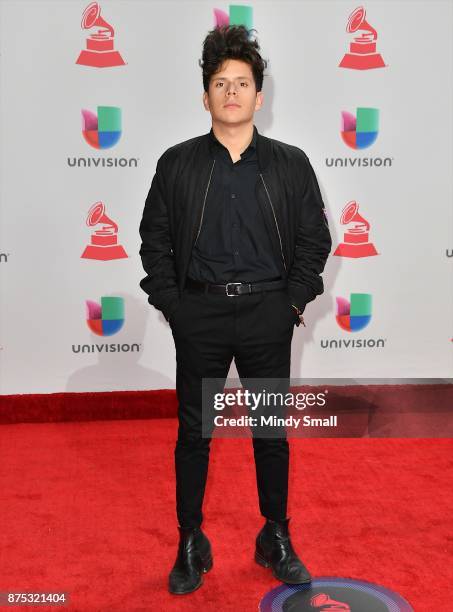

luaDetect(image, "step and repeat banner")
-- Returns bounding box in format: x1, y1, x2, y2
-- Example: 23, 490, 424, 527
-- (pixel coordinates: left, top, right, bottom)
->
0, 0, 452, 394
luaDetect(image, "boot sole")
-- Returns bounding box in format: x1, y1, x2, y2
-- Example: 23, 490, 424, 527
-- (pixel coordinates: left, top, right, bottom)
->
202, 554, 213, 573
255, 550, 270, 568
169, 554, 213, 595
254, 550, 311, 585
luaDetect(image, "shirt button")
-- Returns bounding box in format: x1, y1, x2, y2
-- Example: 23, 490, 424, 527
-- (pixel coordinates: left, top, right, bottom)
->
231, 194, 236, 199
232, 223, 238, 228
234, 250, 239, 255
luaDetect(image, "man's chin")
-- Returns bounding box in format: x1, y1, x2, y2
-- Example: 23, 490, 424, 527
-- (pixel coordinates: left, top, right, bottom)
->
213, 114, 253, 126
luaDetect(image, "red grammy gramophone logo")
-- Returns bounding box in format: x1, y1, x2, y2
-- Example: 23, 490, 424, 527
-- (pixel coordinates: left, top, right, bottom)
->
81, 201, 128, 260
339, 6, 386, 70
76, 2, 125, 68
311, 593, 350, 610
333, 200, 378, 258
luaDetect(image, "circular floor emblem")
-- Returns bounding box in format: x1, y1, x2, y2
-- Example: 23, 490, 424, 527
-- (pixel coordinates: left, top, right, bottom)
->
259, 577, 413, 611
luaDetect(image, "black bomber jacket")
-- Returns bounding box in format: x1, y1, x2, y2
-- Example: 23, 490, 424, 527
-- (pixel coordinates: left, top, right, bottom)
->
139, 126, 332, 322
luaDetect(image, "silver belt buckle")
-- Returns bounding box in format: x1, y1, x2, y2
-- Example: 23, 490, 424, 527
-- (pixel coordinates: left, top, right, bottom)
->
225, 282, 242, 297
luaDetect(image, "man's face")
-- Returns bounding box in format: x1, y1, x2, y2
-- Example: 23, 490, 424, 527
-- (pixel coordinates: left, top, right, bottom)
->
203, 59, 263, 126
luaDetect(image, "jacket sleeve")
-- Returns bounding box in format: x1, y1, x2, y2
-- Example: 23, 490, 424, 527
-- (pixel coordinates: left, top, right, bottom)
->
139, 156, 180, 321
288, 154, 332, 313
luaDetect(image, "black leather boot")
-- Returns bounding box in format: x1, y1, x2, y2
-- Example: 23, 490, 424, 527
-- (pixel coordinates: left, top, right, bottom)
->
255, 517, 311, 584
168, 526, 213, 595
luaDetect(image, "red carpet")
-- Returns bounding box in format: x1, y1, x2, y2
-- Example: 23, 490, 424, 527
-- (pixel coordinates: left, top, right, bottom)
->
0, 418, 452, 611
1, 385, 452, 430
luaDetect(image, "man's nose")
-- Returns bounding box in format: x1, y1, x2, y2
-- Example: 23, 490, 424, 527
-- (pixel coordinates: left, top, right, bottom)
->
226, 83, 238, 95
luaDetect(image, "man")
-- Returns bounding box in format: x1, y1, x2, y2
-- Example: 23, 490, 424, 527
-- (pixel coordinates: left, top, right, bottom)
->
139, 25, 331, 595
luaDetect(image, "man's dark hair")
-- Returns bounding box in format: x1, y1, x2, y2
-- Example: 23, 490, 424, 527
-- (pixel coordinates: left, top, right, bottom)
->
200, 25, 267, 92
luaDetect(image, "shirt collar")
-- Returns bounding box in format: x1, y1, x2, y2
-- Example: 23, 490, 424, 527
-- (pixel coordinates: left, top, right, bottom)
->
209, 125, 257, 158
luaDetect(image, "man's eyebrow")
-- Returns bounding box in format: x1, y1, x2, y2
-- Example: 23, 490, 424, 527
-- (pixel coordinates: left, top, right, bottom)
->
212, 76, 252, 81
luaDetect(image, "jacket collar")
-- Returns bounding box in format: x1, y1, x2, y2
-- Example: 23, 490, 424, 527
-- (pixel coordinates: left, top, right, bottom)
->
209, 124, 257, 152
203, 124, 272, 171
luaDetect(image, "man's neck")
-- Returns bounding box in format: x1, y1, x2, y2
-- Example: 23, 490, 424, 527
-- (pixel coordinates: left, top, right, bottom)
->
211, 122, 255, 162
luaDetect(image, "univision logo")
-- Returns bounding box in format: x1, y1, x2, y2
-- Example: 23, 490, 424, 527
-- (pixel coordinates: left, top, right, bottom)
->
320, 293, 386, 349
82, 106, 121, 149
71, 296, 141, 353
72, 342, 140, 353
336, 293, 372, 332
86, 296, 124, 336
325, 107, 393, 168
67, 105, 139, 168
341, 108, 379, 150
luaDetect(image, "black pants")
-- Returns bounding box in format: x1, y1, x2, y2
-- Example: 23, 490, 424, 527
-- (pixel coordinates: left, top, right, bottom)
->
169, 284, 297, 529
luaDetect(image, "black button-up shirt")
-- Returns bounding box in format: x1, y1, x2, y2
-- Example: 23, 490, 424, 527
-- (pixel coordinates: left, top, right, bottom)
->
187, 125, 282, 284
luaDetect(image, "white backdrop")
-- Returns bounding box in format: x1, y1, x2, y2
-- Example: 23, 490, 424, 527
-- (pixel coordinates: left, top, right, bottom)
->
1, 0, 452, 394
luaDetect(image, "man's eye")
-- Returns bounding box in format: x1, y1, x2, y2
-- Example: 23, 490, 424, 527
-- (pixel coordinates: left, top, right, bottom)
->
216, 82, 224, 87
241, 82, 248, 86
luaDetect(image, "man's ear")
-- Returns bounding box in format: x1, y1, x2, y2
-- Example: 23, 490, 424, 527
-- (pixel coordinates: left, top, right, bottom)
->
255, 91, 263, 111
203, 91, 210, 111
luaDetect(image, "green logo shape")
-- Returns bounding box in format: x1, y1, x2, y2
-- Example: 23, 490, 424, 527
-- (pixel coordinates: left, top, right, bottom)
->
357, 107, 379, 133
102, 296, 124, 320
229, 5, 253, 29
98, 106, 122, 132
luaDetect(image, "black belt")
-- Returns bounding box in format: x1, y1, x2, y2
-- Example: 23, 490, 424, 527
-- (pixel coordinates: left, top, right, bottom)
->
185, 277, 287, 296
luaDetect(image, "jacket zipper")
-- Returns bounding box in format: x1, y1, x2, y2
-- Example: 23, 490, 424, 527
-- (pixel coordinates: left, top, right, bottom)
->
259, 173, 287, 273
194, 159, 216, 245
